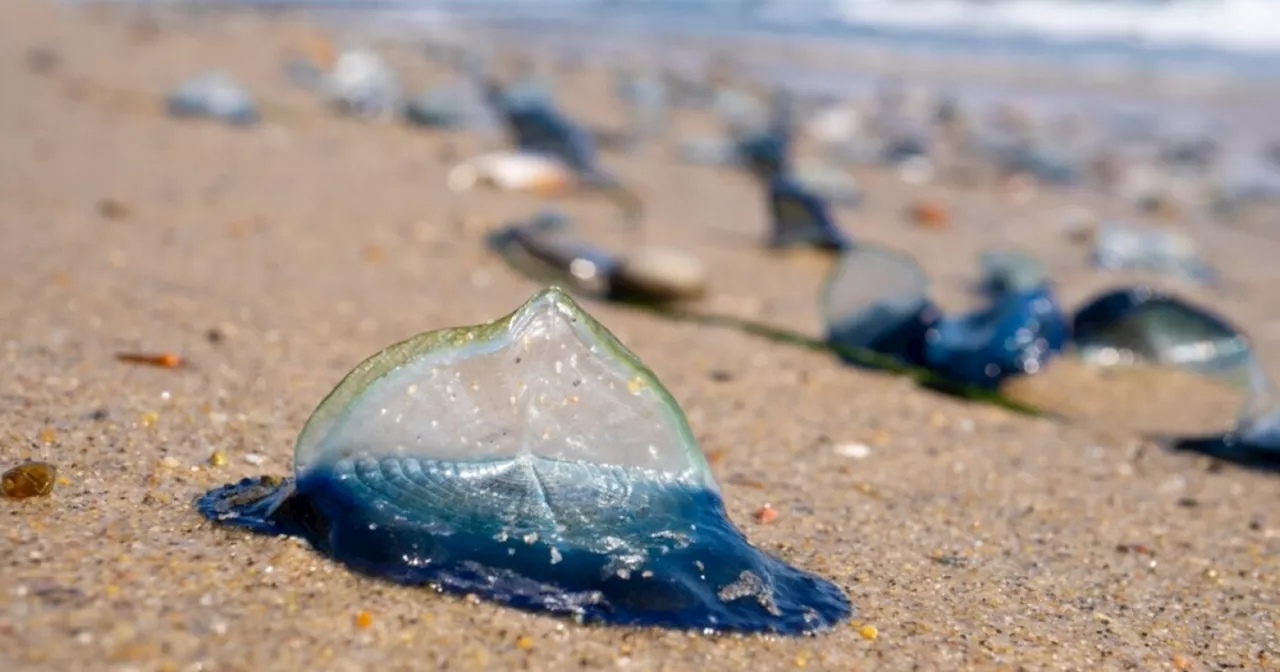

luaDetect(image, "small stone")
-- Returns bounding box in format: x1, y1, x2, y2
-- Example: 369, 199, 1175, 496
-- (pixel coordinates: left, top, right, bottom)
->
1172, 654, 1192, 670
40, 427, 57, 444
208, 450, 228, 467
858, 624, 878, 640
97, 198, 131, 220
834, 442, 871, 459
515, 635, 533, 650
244, 453, 265, 466
159, 456, 180, 469
907, 200, 949, 228
754, 504, 779, 524
140, 411, 159, 428
614, 247, 707, 302
354, 610, 373, 628
2, 462, 57, 499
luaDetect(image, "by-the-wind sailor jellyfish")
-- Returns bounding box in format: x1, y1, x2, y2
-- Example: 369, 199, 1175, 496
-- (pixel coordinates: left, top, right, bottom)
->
765, 176, 853, 252
322, 49, 401, 120
1171, 361, 1280, 469
485, 213, 707, 304
196, 288, 846, 633
1070, 286, 1254, 385
1091, 222, 1216, 284
822, 244, 1067, 389
166, 71, 258, 126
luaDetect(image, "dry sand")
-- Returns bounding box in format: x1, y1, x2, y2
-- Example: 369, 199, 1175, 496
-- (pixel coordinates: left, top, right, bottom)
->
3, 1, 1280, 670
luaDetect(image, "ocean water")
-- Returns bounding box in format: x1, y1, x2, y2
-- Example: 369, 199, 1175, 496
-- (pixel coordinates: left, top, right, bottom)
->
91, 0, 1280, 77
75, 0, 1280, 153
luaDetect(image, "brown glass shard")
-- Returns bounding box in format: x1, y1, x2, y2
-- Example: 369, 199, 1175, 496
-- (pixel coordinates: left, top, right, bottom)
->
2, 462, 57, 499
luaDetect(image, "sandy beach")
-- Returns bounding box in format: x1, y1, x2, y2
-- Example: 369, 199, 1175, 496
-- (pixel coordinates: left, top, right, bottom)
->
3, 1, 1280, 669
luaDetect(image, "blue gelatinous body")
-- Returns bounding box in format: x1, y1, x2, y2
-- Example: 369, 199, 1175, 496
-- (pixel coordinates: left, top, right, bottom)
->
1170, 362, 1280, 470
196, 288, 851, 634
924, 287, 1069, 387
166, 71, 259, 126
767, 176, 853, 252
485, 82, 600, 176
823, 245, 1066, 389
198, 460, 849, 633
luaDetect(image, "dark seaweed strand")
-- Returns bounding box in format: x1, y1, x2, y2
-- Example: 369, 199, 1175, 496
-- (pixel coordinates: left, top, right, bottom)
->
617, 297, 1052, 418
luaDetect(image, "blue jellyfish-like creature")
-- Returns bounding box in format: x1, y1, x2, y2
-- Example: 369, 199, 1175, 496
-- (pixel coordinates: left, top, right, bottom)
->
822, 245, 1069, 390
197, 288, 852, 634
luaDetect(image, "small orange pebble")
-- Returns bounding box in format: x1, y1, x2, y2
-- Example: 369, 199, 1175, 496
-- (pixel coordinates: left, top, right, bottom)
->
1171, 654, 1192, 670
115, 352, 184, 369
302, 33, 337, 69
362, 244, 385, 264
40, 427, 57, 444
528, 171, 572, 196
354, 610, 373, 629
858, 624, 879, 640
754, 504, 779, 524
515, 635, 533, 650
907, 200, 950, 228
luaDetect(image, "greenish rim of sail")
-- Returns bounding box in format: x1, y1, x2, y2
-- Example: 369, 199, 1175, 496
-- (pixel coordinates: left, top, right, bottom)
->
293, 287, 714, 482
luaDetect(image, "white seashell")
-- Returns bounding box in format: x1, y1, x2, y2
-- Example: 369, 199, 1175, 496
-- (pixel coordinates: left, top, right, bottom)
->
447, 151, 574, 194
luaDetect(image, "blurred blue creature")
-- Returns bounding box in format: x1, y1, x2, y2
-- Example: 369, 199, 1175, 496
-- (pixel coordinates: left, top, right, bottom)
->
822, 245, 1068, 390
402, 51, 499, 133
611, 67, 669, 152
1070, 286, 1252, 383
166, 71, 259, 126
483, 78, 606, 180
481, 78, 642, 227
1170, 362, 1280, 471
1091, 222, 1217, 284
740, 90, 854, 252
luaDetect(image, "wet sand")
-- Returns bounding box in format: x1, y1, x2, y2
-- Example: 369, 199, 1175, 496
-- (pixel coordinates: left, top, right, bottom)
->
3, 1, 1280, 670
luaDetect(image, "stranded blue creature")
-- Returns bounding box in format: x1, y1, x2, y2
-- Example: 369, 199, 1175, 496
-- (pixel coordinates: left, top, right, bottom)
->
822, 244, 1068, 389
197, 288, 850, 634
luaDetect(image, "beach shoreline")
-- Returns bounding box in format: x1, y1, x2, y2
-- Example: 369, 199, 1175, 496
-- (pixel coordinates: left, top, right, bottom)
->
2, 1, 1279, 669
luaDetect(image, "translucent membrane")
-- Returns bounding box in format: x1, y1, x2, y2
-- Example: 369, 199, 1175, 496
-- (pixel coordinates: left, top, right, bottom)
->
166, 71, 258, 126
198, 288, 851, 633
978, 247, 1049, 296
1071, 286, 1254, 385
1091, 222, 1216, 284
821, 244, 933, 359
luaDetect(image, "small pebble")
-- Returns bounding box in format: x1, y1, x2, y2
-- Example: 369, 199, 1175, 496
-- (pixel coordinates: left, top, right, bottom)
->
97, 198, 131, 220
753, 504, 779, 524
515, 635, 534, 650
208, 450, 228, 467
140, 411, 159, 428
244, 453, 265, 466
834, 442, 871, 459
2, 462, 57, 499
614, 247, 707, 302
354, 610, 373, 628
907, 200, 949, 228
159, 456, 180, 469
858, 624, 879, 640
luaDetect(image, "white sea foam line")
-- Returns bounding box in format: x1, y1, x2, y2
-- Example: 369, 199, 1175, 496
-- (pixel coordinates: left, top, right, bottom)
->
828, 0, 1280, 53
